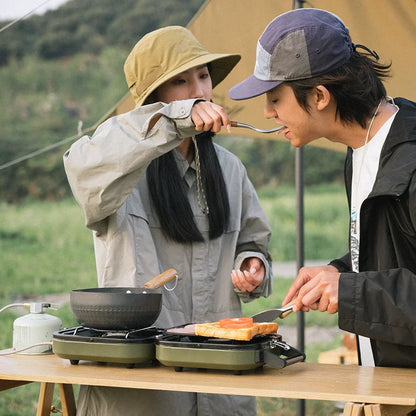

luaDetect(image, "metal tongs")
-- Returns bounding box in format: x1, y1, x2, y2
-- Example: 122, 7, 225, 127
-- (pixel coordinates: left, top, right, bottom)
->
231, 120, 285, 134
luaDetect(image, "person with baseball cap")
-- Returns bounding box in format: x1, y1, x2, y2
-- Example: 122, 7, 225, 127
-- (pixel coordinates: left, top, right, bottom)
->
230, 8, 416, 370
64, 26, 273, 415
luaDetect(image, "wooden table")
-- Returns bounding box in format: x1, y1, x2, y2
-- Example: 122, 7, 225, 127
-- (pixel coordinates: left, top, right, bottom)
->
1, 353, 415, 416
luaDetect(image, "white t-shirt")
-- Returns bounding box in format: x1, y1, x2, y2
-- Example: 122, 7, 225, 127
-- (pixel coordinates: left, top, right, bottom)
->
350, 110, 398, 366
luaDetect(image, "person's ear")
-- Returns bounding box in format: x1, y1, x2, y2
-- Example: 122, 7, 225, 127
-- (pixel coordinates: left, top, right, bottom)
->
313, 85, 331, 111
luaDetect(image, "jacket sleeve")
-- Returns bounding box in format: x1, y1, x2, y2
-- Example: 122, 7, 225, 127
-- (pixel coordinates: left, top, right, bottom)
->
329, 253, 351, 272
63, 100, 198, 233
233, 165, 273, 302
338, 268, 416, 347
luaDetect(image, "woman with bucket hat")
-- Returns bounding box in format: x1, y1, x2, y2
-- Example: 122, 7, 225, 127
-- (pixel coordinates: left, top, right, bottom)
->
64, 26, 273, 415
230, 8, 416, 370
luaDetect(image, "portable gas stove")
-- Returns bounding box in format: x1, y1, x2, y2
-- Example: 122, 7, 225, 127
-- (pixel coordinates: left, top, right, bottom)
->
156, 333, 305, 375
53, 326, 305, 373
53, 326, 164, 368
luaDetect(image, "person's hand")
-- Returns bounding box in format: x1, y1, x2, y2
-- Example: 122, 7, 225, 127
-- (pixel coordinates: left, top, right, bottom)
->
231, 257, 265, 292
282, 265, 340, 314
191, 101, 231, 133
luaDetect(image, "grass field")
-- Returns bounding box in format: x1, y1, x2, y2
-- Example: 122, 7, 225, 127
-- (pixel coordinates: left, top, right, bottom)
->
0, 185, 350, 415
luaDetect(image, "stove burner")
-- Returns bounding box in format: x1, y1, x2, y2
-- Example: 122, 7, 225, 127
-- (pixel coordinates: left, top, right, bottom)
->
58, 326, 163, 340
68, 326, 160, 340
52, 326, 164, 368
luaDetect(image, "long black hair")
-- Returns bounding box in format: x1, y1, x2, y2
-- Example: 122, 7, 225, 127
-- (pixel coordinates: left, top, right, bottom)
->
146, 131, 230, 243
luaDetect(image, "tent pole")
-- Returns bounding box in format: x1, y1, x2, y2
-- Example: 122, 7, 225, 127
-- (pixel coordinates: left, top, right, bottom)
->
295, 147, 306, 416
293, 3, 305, 416
295, 148, 305, 353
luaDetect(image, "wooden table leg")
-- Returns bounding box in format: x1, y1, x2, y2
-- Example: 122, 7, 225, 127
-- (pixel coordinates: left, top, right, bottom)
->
58, 383, 76, 416
36, 382, 54, 416
343, 402, 365, 415
364, 404, 382, 416
364, 403, 416, 415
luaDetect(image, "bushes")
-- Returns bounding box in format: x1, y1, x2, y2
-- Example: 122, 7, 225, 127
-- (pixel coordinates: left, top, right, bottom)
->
36, 32, 80, 59
0, 51, 128, 202
258, 184, 349, 262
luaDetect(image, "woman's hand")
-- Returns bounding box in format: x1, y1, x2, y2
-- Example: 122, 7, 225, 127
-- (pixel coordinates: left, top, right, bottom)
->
191, 101, 231, 133
282, 265, 340, 314
231, 257, 265, 292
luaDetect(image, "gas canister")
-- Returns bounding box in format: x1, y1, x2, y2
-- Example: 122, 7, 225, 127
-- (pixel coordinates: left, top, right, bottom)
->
12, 302, 62, 354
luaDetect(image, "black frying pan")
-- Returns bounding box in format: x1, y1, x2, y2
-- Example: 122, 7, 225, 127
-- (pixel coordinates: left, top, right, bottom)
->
70, 269, 177, 330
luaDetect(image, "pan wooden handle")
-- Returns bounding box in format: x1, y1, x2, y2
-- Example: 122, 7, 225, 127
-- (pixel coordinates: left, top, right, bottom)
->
143, 268, 178, 289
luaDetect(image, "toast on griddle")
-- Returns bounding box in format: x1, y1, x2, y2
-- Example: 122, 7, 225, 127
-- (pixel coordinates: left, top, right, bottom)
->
194, 321, 278, 341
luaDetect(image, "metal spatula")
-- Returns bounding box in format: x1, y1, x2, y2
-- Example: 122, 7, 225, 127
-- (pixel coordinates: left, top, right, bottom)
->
251, 304, 295, 323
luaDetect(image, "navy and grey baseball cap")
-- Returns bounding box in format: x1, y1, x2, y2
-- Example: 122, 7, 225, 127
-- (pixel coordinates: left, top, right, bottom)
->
229, 8, 353, 100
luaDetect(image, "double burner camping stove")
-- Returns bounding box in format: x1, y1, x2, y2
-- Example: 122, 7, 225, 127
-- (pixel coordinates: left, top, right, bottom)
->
53, 326, 164, 368
53, 326, 305, 373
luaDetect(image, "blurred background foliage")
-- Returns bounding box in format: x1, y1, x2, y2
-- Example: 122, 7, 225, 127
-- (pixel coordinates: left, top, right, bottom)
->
0, 0, 205, 63
0, 0, 346, 203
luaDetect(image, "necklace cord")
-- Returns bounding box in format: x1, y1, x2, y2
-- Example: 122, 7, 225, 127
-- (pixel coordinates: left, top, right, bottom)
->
192, 137, 209, 215
364, 99, 383, 146
355, 98, 383, 187
350, 98, 383, 272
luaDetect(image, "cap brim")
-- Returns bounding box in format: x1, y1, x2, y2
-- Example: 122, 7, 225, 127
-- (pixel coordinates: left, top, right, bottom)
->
228, 75, 282, 100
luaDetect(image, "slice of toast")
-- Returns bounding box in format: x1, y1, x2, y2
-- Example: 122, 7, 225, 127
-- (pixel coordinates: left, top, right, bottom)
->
194, 321, 278, 341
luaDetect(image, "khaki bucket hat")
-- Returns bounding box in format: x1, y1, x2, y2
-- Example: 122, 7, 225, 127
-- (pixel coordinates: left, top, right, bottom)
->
124, 26, 241, 107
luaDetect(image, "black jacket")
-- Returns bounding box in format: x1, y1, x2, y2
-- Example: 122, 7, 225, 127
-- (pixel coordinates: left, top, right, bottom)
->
330, 98, 416, 368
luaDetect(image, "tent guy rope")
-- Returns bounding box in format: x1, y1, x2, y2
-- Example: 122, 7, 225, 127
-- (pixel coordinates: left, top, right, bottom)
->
0, 0, 58, 34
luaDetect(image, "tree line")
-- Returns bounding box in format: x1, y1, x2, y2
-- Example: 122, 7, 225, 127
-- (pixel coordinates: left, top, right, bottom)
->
0, 0, 205, 65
